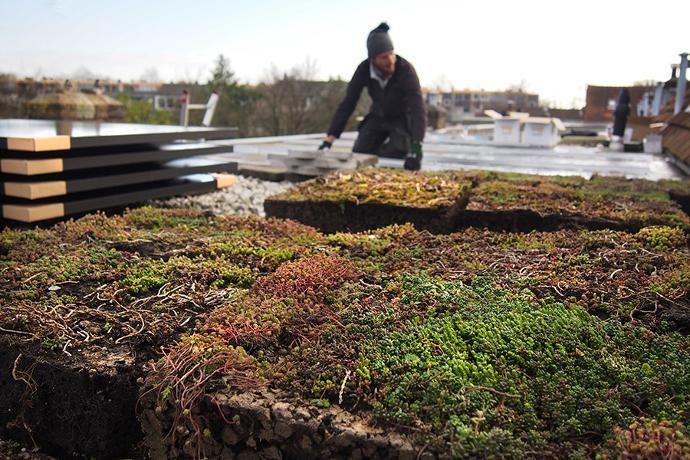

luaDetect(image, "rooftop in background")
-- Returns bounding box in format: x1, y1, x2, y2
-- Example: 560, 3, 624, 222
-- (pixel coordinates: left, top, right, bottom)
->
425, 88, 543, 122
203, 131, 685, 181
583, 85, 653, 122
662, 111, 690, 175
0, 76, 165, 94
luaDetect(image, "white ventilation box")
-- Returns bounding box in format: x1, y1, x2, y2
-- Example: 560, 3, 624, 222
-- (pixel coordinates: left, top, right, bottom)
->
486, 109, 565, 147
522, 117, 565, 147
493, 118, 522, 144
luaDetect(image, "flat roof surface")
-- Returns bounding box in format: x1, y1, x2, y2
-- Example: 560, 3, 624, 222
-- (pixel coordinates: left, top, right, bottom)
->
208, 132, 686, 181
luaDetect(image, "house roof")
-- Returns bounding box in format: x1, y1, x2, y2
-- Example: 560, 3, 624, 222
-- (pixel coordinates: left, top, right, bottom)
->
653, 89, 690, 123
662, 111, 690, 167
583, 85, 653, 122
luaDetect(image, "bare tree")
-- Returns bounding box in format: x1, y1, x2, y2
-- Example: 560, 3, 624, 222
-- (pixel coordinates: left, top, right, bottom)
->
188, 56, 369, 137
253, 59, 367, 136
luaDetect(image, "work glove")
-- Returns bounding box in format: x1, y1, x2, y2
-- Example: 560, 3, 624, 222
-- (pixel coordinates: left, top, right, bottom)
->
403, 142, 423, 171
318, 140, 332, 151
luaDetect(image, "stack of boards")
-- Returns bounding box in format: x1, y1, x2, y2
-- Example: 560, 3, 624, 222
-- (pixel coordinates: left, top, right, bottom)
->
0, 119, 238, 223
239, 149, 378, 182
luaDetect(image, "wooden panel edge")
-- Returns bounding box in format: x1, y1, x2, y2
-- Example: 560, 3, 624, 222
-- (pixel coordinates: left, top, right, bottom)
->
2, 203, 65, 222
3, 181, 67, 199
213, 173, 237, 189
0, 159, 64, 175
7, 135, 71, 152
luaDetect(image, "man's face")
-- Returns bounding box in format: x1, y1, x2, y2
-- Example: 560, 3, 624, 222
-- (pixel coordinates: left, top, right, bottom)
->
373, 51, 396, 77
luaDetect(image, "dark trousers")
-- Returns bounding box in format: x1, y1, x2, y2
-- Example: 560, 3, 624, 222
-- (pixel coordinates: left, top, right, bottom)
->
352, 115, 412, 159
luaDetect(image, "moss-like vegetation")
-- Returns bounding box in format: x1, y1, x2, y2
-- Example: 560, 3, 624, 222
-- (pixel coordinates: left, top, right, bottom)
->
467, 177, 690, 229
353, 276, 690, 456
270, 168, 473, 209
604, 418, 690, 459
325, 225, 690, 331
3, 173, 689, 458
558, 135, 610, 147
133, 205, 687, 456
149, 264, 690, 458
636, 226, 687, 251
0, 207, 329, 355
267, 168, 690, 232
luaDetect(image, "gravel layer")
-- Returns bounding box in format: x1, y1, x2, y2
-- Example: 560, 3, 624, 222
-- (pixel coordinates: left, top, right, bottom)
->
150, 175, 294, 217
0, 439, 55, 460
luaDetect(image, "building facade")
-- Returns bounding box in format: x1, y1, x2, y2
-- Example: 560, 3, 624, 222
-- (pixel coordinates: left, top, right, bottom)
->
425, 89, 540, 122
583, 85, 654, 122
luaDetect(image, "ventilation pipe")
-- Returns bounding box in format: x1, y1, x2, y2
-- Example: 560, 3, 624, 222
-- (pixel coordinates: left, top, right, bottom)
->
675, 53, 688, 115
651, 82, 663, 116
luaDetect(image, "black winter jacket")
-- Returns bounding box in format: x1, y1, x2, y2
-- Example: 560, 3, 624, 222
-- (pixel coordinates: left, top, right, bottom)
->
327, 55, 426, 143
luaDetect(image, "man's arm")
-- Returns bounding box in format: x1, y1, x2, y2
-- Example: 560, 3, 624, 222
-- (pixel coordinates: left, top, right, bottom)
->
324, 62, 368, 143
403, 63, 427, 144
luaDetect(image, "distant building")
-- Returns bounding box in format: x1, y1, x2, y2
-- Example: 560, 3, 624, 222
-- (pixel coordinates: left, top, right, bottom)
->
425, 89, 541, 122
637, 65, 689, 118
662, 110, 690, 175
0, 76, 207, 118
583, 85, 653, 122
0, 76, 154, 99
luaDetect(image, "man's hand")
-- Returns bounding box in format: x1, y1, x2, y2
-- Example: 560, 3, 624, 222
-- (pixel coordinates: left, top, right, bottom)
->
403, 142, 423, 171
318, 135, 336, 150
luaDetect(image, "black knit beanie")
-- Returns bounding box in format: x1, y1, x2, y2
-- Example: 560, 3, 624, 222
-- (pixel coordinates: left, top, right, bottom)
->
367, 22, 394, 58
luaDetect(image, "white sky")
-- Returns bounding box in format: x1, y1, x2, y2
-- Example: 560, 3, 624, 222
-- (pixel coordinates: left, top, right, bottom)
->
1, 0, 688, 108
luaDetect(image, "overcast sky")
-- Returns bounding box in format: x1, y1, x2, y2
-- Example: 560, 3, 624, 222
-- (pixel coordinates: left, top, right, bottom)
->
1, 0, 688, 107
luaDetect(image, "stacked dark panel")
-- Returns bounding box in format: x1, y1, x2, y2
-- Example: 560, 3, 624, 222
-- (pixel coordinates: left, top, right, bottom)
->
0, 119, 238, 222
